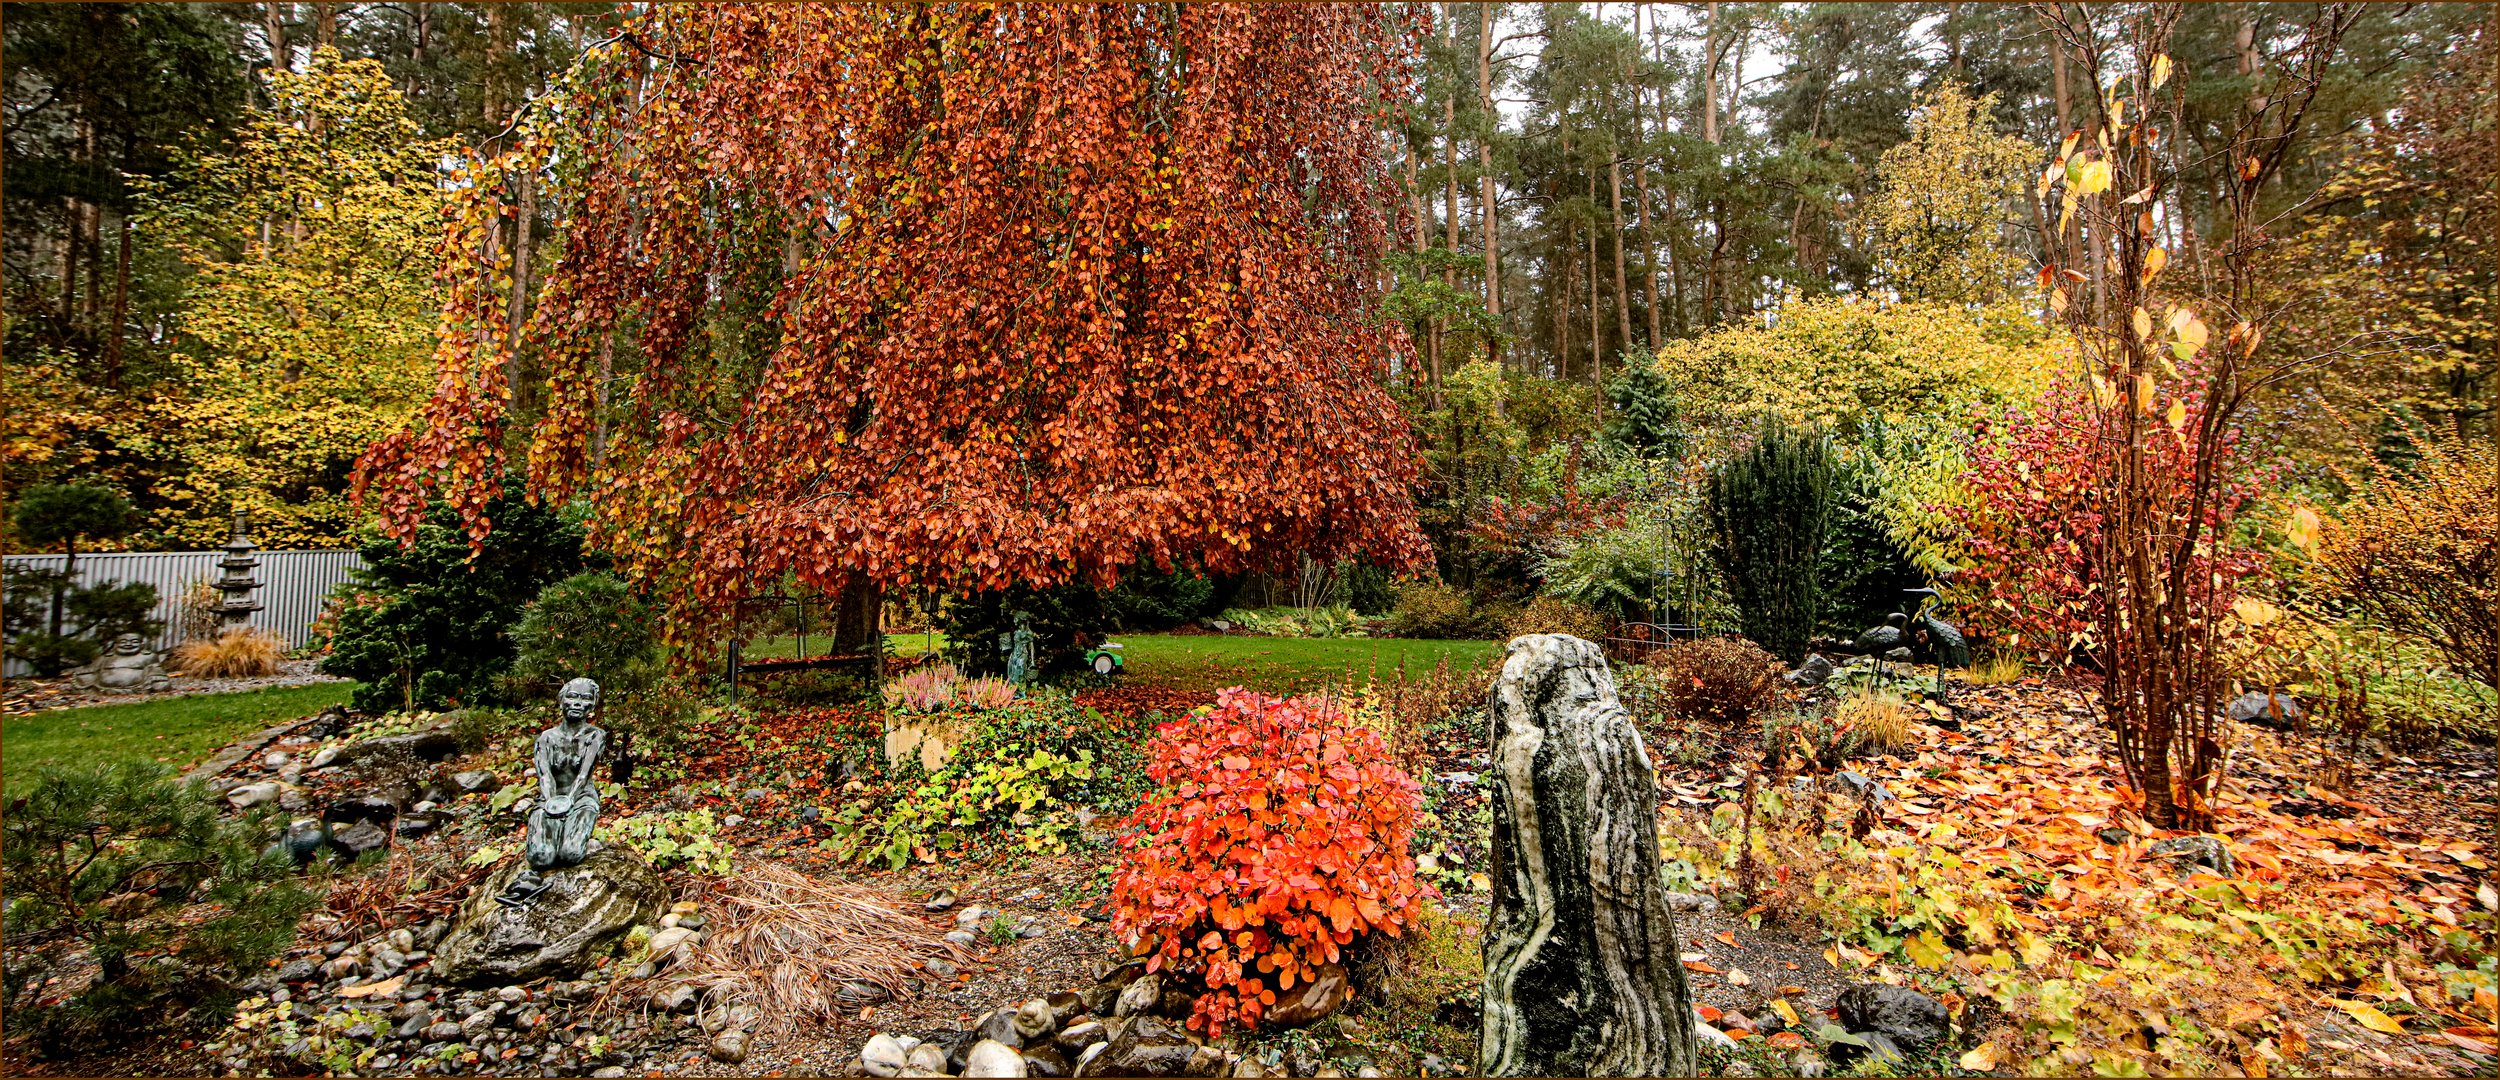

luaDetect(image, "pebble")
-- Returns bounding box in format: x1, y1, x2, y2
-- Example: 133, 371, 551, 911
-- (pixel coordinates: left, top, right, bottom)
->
496, 985, 528, 1003
593, 1069, 628, 1078
925, 959, 960, 978
862, 1033, 912, 1077
955, 905, 989, 928
710, 1030, 750, 1065
925, 889, 959, 912
264, 751, 290, 769
963, 1039, 1027, 1077
946, 930, 978, 948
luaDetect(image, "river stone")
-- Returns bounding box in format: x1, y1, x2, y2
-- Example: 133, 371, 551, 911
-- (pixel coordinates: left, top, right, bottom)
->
433, 848, 666, 986
1016, 998, 1058, 1040
1479, 634, 1699, 1077
1260, 961, 1350, 1028
965, 1039, 1028, 1077
710, 1029, 749, 1064
1055, 1021, 1109, 1056
862, 1033, 912, 1077
1086, 1016, 1197, 1077
906, 1042, 952, 1074
1115, 973, 1161, 1017
1835, 983, 1948, 1049
1022, 1044, 1072, 1078
976, 1006, 1025, 1048
2225, 691, 2304, 727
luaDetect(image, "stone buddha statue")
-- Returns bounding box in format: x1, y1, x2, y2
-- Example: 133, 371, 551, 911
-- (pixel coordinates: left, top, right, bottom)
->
496, 678, 608, 908
69, 633, 173, 693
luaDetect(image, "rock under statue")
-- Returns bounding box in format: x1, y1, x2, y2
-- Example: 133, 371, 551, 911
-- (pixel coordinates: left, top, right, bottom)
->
69, 633, 173, 693
498, 678, 607, 908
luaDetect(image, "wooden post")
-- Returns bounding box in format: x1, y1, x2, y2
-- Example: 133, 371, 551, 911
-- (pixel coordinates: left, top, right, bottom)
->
1480, 634, 1697, 1077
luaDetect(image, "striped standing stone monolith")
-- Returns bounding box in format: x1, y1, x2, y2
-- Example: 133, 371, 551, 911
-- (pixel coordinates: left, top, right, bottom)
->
1479, 633, 1698, 1077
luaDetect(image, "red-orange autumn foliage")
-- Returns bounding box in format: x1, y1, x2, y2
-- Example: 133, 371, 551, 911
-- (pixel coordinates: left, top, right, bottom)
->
359, 4, 1432, 645
1112, 689, 1427, 1037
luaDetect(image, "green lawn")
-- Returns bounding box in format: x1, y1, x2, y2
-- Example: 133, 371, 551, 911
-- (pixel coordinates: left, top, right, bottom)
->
1105, 634, 1499, 693
758, 631, 1500, 694
3, 682, 356, 795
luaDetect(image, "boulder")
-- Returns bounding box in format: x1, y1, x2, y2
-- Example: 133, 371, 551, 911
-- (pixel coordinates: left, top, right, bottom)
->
2226, 691, 2304, 728
923, 1029, 982, 1073
2148, 835, 2237, 880
1083, 1016, 1197, 1077
432, 848, 666, 986
1782, 654, 1835, 689
1259, 961, 1349, 1028
965, 1039, 1029, 1077
1835, 983, 1948, 1050
451, 770, 503, 794
333, 729, 462, 769
1479, 635, 1700, 1077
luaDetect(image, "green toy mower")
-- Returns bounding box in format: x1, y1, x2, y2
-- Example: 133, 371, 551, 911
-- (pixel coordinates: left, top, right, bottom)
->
1084, 642, 1126, 676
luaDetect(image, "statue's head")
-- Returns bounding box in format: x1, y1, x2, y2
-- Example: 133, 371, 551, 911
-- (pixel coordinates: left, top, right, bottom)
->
558, 677, 601, 723
111, 633, 147, 656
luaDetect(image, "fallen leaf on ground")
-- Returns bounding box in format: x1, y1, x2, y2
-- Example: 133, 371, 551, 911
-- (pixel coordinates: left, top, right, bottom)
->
1714, 930, 1740, 947
337, 976, 403, 1000
2335, 1000, 2408, 1035
1959, 1042, 2000, 1070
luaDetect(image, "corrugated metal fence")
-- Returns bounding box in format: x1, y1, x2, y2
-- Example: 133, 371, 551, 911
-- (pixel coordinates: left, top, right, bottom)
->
3, 550, 364, 676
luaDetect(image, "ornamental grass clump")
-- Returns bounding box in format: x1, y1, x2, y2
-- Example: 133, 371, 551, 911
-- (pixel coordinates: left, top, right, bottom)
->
171, 626, 289, 677
1112, 688, 1428, 1036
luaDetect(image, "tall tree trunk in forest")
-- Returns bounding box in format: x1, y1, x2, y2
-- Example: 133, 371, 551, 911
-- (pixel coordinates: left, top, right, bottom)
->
1587, 169, 1604, 385
2051, 15, 2070, 132
1478, 1, 1501, 359
1438, 7, 1459, 404
1609, 147, 1632, 353
105, 215, 131, 388
265, 2, 290, 72
1701, 2, 1720, 145
1630, 4, 1659, 348
833, 579, 883, 658
313, 2, 335, 50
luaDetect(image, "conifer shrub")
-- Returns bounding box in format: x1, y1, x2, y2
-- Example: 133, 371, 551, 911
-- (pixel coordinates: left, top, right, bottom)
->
1387, 580, 1479, 639
1112, 689, 1428, 1036
2, 762, 316, 1054
1707, 419, 1835, 661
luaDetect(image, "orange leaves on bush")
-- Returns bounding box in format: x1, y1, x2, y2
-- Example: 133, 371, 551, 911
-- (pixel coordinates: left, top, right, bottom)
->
1111, 688, 1427, 1037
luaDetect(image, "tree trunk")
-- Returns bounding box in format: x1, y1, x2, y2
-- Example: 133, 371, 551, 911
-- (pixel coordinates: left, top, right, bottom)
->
591, 330, 615, 467
1628, 7, 1659, 349
1586, 168, 1603, 387
265, 2, 290, 72
312, 2, 335, 50
105, 213, 131, 388
1481, 634, 1698, 1077
1700, 2, 1720, 145
832, 578, 885, 658
1609, 148, 1632, 353
1477, 2, 1501, 340
507, 165, 538, 401
2051, 17, 2070, 133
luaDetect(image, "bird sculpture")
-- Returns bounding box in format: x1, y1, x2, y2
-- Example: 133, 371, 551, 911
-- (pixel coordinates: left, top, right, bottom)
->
1849, 612, 1910, 656
1899, 588, 1971, 668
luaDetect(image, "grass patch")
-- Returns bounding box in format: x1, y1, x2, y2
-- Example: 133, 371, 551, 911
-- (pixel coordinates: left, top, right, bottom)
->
1105, 635, 1498, 695
3, 682, 355, 795
742, 632, 1498, 695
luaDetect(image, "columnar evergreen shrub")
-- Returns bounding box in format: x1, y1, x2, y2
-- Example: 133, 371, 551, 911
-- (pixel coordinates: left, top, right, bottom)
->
1112, 689, 1427, 1036
1707, 420, 1836, 661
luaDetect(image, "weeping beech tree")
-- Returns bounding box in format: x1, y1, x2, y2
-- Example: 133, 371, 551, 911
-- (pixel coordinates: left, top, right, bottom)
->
359, 4, 1434, 650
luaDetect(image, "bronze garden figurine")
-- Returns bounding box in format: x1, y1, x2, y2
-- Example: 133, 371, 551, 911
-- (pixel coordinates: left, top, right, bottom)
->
496, 677, 608, 908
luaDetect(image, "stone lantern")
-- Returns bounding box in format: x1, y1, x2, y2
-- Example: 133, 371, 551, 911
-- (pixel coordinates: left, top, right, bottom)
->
215, 510, 263, 629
